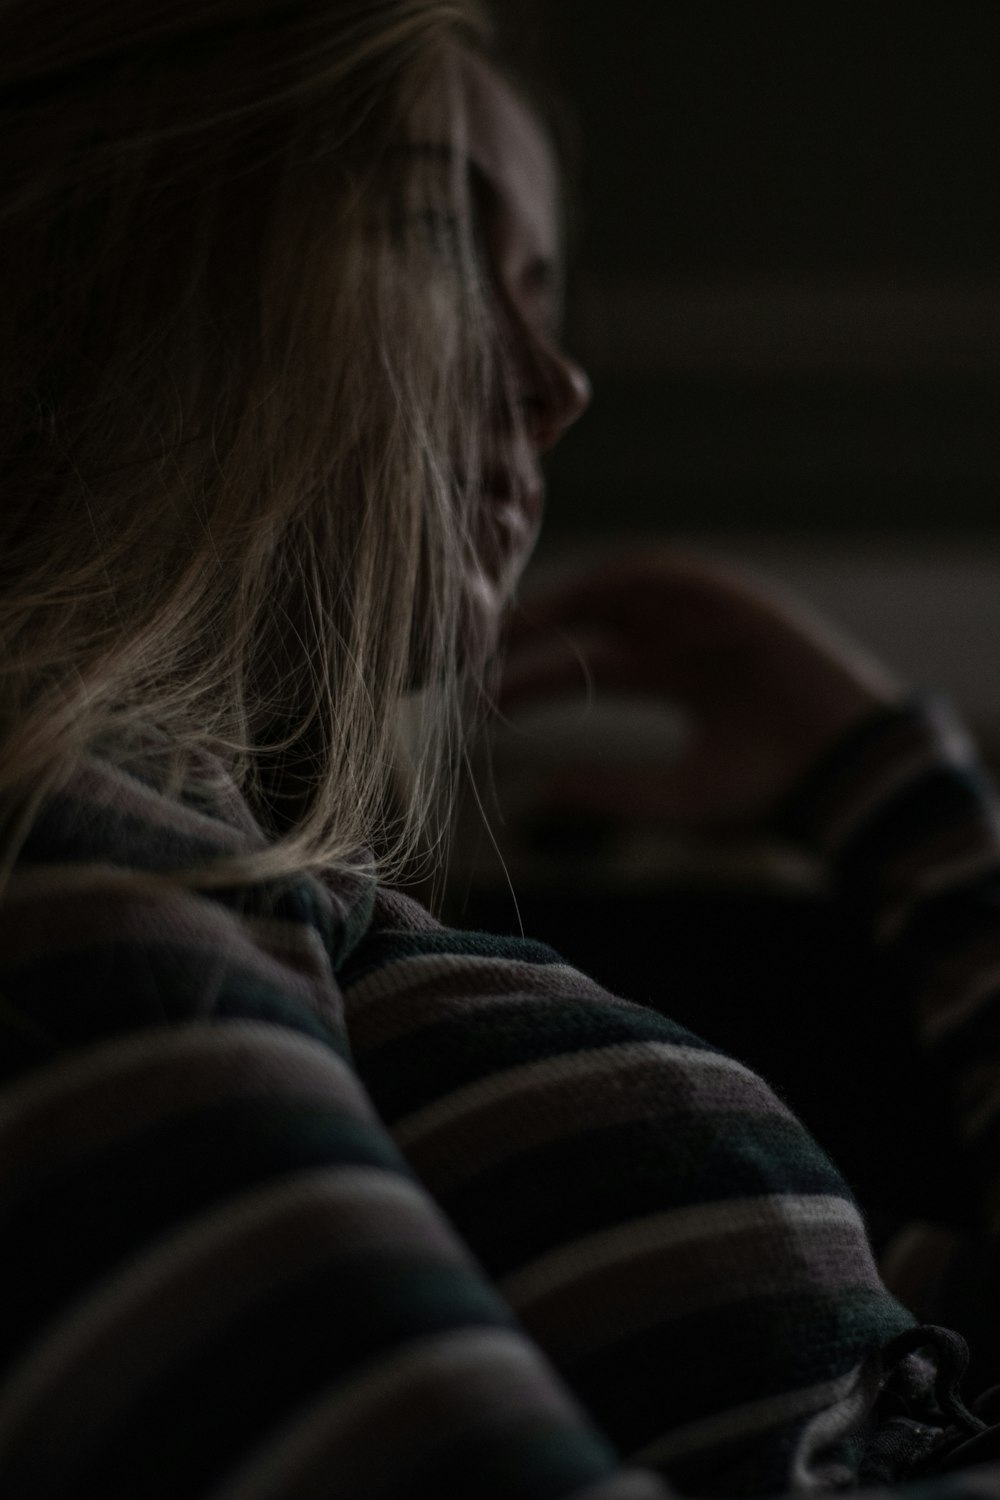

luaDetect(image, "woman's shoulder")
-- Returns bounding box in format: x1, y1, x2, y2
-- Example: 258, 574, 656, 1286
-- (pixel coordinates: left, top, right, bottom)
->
0, 752, 363, 1085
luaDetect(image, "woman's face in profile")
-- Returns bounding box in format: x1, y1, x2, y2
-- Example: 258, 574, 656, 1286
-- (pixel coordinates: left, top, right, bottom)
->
448, 48, 592, 627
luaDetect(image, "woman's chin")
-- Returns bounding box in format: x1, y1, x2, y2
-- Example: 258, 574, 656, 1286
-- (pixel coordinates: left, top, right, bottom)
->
404, 565, 511, 691
458, 563, 509, 666
406, 518, 539, 689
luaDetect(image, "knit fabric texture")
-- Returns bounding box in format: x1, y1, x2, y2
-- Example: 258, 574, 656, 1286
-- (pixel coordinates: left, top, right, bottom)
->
2, 699, 999, 1498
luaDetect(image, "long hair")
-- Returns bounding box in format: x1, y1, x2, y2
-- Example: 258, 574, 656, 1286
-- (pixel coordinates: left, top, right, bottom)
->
0, 0, 505, 896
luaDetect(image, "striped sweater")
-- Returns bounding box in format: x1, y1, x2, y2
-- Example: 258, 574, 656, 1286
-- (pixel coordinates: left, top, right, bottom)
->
1, 698, 999, 1497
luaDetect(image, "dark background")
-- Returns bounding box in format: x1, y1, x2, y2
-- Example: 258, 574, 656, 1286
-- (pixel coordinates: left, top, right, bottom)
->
449, 7, 1000, 1253
499, 3, 1000, 538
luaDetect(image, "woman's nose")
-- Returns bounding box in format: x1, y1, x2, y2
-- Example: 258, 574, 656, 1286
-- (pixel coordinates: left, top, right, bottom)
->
521, 337, 592, 456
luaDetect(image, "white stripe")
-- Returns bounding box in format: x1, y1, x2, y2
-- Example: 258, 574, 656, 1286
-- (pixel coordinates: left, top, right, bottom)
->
0, 1166, 454, 1455
0, 1019, 366, 1130
76, 753, 261, 847
206, 1326, 578, 1500
570, 1476, 672, 1500
393, 1041, 770, 1150
905, 845, 1000, 903
875, 845, 1000, 945
343, 951, 634, 1013
0, 858, 166, 903
630, 1364, 866, 1468
789, 1353, 883, 1490
498, 1195, 866, 1311
0, 876, 336, 1020
922, 961, 1000, 1044
821, 744, 939, 856
958, 1064, 1000, 1140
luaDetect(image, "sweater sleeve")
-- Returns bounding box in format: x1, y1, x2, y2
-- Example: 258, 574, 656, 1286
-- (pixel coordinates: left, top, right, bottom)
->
0, 762, 671, 1500
776, 696, 1000, 1395
7, 740, 1000, 1499
339, 889, 938, 1495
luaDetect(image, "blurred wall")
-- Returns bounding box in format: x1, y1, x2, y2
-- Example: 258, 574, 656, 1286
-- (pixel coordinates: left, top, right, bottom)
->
516, 3, 1000, 539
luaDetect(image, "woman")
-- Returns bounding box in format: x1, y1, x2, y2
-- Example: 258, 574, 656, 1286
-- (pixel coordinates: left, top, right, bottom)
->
2, 3, 1000, 1496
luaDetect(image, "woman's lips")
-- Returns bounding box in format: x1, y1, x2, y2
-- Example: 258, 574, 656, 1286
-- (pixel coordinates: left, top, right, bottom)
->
476, 474, 544, 586
481, 471, 544, 525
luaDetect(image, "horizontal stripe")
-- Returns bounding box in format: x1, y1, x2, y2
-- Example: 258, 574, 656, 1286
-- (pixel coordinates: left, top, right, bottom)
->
344, 951, 642, 1042
1, 859, 175, 903
874, 849, 1000, 946
0, 881, 332, 1011
434, 1109, 849, 1282
351, 995, 707, 1128
208, 1326, 605, 1500
345, 954, 618, 1011
342, 928, 564, 988
880, 820, 1000, 904
394, 1040, 769, 1143
922, 959, 1000, 1044
1, 1022, 371, 1186
818, 744, 943, 857
499, 1194, 868, 1312
958, 1063, 1000, 1140
509, 1219, 879, 1368
789, 1354, 884, 1490
559, 1286, 908, 1463
8, 705, 991, 1495
74, 754, 257, 842
567, 1478, 673, 1500
3, 1092, 416, 1375
68, 1269, 523, 1500
630, 1364, 866, 1468
0, 1167, 481, 1484
393, 1042, 789, 1191
787, 701, 971, 849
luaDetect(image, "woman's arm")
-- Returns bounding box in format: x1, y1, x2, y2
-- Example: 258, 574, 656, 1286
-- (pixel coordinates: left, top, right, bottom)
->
498, 552, 1000, 1386
342, 884, 930, 1495
776, 694, 1000, 1390
0, 758, 668, 1500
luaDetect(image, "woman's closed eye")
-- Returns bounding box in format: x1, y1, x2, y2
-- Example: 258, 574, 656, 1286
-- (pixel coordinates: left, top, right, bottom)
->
388, 208, 463, 258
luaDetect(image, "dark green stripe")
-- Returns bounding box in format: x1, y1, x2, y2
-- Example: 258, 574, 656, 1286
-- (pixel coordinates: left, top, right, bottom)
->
341, 926, 566, 985
407, 1415, 623, 1500
355, 996, 711, 1123
837, 765, 992, 889
560, 1287, 913, 1457
1, 1099, 407, 1378
2, 946, 348, 1056
20, 797, 238, 875
436, 1113, 847, 1279
776, 697, 931, 839
62, 1258, 523, 1500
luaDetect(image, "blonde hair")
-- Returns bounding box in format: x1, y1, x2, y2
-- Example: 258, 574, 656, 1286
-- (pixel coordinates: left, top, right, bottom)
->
0, 0, 510, 897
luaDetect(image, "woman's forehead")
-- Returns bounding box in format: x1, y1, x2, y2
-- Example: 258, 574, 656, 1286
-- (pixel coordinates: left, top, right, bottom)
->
456, 48, 558, 257
401, 46, 560, 270
458, 53, 553, 191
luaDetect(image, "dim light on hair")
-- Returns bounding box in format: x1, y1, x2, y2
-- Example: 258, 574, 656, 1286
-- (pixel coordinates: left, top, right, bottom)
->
0, 0, 515, 900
